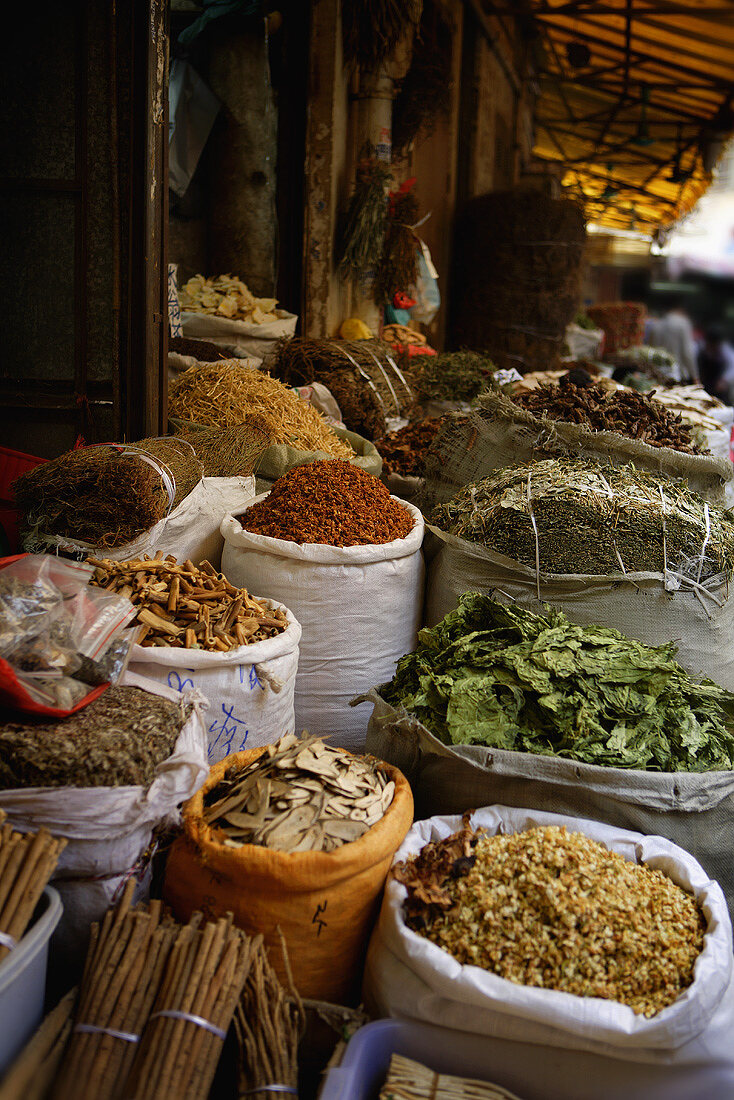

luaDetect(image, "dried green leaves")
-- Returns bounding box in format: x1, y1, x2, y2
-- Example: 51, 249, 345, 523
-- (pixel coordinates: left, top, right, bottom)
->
204, 733, 395, 853
383, 594, 734, 772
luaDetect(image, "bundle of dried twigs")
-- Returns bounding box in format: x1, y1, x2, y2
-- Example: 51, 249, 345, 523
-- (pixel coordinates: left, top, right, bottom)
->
235, 933, 304, 1100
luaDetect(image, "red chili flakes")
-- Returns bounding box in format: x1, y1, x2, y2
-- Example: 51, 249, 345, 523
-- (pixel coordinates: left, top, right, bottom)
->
237, 460, 415, 547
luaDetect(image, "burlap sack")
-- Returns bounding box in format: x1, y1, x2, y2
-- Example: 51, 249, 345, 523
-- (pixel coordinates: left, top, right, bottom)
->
423, 526, 734, 689
362, 690, 734, 917
163, 747, 414, 1003
421, 390, 733, 510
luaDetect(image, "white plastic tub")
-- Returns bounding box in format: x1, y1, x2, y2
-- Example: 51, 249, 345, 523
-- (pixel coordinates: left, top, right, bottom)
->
319, 1018, 734, 1100
0, 886, 62, 1073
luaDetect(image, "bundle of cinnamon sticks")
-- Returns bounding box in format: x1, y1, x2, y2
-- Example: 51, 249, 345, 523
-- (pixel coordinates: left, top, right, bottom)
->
51, 881, 260, 1100
0, 812, 66, 964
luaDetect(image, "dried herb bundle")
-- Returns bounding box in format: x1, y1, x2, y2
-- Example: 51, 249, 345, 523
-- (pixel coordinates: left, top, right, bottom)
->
235, 933, 304, 1098
376, 418, 443, 476
0, 813, 66, 963
273, 337, 418, 437
204, 732, 395, 853
125, 911, 256, 1100
342, 0, 422, 70
13, 439, 203, 551
511, 375, 704, 454
171, 424, 271, 477
431, 459, 734, 579
169, 361, 354, 460
89, 555, 288, 652
375, 187, 420, 307
338, 158, 391, 277
392, 0, 452, 153
383, 594, 734, 771
395, 817, 705, 1018
0, 686, 190, 789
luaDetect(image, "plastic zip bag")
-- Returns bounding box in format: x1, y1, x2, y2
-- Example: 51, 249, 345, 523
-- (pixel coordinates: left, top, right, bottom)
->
0, 554, 137, 715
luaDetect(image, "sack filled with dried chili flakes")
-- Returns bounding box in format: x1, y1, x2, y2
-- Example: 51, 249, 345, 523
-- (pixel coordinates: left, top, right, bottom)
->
220, 460, 425, 751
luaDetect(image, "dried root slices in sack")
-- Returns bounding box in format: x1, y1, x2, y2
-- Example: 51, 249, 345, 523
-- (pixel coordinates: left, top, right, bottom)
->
204, 732, 395, 853
394, 814, 705, 1018
89, 554, 288, 652
179, 273, 280, 324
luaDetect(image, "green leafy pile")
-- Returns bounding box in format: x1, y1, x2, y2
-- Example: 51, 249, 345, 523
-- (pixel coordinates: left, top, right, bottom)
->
416, 351, 495, 402
382, 594, 734, 772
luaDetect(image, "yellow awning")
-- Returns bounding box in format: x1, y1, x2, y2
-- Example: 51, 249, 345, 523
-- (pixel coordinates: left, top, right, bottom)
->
528, 0, 734, 230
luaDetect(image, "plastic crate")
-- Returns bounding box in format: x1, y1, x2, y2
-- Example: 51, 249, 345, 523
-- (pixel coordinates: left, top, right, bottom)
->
0, 445, 45, 553
318, 1017, 734, 1100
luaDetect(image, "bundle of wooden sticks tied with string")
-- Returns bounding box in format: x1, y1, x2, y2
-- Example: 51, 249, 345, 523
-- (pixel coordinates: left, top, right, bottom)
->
0, 811, 66, 965
46, 881, 304, 1100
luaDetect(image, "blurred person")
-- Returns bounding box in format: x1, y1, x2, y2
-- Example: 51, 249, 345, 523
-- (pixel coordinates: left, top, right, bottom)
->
652, 298, 698, 382
698, 326, 734, 403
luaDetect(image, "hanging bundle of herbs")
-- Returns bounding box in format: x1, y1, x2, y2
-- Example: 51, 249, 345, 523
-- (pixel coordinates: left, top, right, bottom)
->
342, 0, 423, 70
431, 458, 734, 580
392, 0, 452, 153
375, 182, 420, 306
338, 158, 391, 278
382, 594, 734, 772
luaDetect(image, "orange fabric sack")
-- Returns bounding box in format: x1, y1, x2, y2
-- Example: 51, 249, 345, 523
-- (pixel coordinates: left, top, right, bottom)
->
163, 747, 414, 1003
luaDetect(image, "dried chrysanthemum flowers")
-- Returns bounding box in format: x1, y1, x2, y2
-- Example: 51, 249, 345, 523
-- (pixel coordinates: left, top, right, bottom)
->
395, 818, 706, 1018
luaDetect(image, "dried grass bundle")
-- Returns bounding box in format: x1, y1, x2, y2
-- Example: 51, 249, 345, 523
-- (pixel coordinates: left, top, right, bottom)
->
168, 361, 354, 460
342, 0, 422, 70
171, 424, 271, 477
273, 337, 419, 438
379, 1053, 520, 1099
13, 438, 203, 551
432, 458, 734, 580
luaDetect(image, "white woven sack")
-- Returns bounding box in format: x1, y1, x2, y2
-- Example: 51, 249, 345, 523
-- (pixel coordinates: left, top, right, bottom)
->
364, 805, 734, 1093
181, 310, 297, 359
129, 600, 301, 763
221, 499, 425, 752
0, 673, 209, 959
423, 526, 734, 689
31, 476, 256, 570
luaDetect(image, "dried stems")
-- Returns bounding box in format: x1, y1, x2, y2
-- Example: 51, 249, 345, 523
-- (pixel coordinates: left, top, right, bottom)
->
338, 158, 391, 278
235, 932, 304, 1100
13, 439, 203, 551
0, 814, 66, 963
